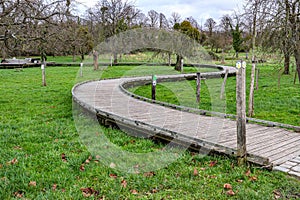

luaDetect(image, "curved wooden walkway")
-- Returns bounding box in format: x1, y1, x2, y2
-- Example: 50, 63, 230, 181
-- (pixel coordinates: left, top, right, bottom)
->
72, 66, 300, 177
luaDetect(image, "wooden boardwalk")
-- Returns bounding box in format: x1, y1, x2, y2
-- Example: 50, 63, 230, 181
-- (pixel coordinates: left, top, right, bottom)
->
72, 67, 300, 176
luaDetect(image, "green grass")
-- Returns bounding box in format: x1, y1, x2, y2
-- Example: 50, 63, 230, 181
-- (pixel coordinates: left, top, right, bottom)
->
131, 64, 300, 126
0, 65, 299, 199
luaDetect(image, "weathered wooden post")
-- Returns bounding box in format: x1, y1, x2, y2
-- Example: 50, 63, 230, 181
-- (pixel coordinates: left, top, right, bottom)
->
236, 60, 247, 165
110, 55, 113, 67
181, 58, 184, 73
220, 69, 229, 100
152, 75, 157, 100
93, 50, 99, 70
80, 62, 83, 77
196, 72, 201, 103
41, 63, 46, 86
255, 68, 259, 90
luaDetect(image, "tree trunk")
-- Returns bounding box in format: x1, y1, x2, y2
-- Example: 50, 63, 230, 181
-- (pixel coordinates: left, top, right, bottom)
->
284, 54, 290, 75
168, 52, 171, 66
295, 51, 300, 83
175, 54, 183, 71
113, 53, 118, 64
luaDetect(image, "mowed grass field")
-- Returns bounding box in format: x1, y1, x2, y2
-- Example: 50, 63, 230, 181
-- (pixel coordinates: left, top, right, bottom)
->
0, 64, 299, 199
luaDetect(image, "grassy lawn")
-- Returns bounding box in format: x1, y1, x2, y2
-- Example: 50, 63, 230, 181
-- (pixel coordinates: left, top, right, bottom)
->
0, 65, 299, 199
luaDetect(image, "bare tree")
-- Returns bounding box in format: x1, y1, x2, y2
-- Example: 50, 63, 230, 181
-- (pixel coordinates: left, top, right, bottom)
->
90, 0, 138, 63
159, 13, 169, 29
204, 18, 217, 37
148, 10, 159, 28
169, 12, 181, 27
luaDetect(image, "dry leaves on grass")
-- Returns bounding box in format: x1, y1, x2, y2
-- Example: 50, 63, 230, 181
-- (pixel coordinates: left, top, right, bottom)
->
61, 153, 67, 162
109, 174, 118, 179
143, 171, 155, 177
131, 189, 139, 195
273, 190, 282, 199
121, 180, 127, 188
52, 184, 57, 191
223, 183, 232, 190
245, 169, 251, 177
14, 191, 24, 198
79, 164, 85, 172
249, 176, 258, 182
8, 158, 18, 165
28, 181, 37, 187
226, 190, 236, 196
80, 187, 99, 197
209, 161, 217, 167
224, 183, 235, 196
14, 146, 22, 150
193, 168, 199, 176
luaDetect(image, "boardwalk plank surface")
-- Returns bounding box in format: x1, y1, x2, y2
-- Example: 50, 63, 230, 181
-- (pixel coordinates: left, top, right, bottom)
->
73, 70, 300, 175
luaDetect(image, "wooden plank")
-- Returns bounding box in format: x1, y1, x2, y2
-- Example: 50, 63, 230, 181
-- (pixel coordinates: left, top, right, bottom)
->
248, 131, 296, 152
250, 136, 300, 155
262, 139, 300, 158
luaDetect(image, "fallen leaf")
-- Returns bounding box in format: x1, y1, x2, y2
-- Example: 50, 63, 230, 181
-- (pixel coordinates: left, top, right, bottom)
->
245, 169, 251, 177
151, 188, 158, 193
223, 183, 232, 190
80, 187, 99, 197
14, 146, 22, 150
79, 164, 85, 172
0, 164, 2, 169
193, 168, 198, 176
121, 180, 127, 188
237, 179, 243, 183
52, 184, 57, 191
61, 188, 66, 193
226, 190, 235, 196
85, 159, 90, 164
29, 181, 37, 187
8, 158, 18, 165
130, 140, 136, 144
131, 189, 138, 194
109, 174, 118, 179
61, 153, 67, 162
249, 176, 258, 181
200, 168, 206, 171
231, 163, 235, 168
144, 171, 155, 177
14, 191, 24, 198
209, 161, 217, 167
273, 190, 281, 199
88, 156, 92, 161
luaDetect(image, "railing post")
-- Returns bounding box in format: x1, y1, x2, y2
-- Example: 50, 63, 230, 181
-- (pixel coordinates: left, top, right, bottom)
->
152, 75, 157, 100
196, 72, 201, 103
236, 60, 247, 165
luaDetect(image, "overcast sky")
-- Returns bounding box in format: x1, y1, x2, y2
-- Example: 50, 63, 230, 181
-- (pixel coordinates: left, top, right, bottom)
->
77, 0, 246, 24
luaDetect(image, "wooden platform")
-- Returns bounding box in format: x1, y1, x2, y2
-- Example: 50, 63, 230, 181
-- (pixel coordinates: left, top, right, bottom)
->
72, 67, 300, 169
